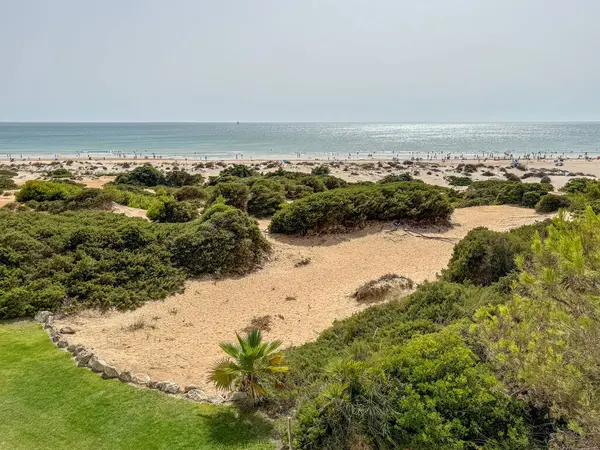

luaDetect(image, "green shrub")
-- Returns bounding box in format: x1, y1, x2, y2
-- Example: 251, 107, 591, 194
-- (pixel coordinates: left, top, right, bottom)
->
310, 165, 330, 176
443, 222, 550, 286
270, 182, 453, 235
171, 203, 270, 275
146, 198, 198, 223
535, 193, 570, 213
164, 170, 203, 187
504, 172, 522, 182
445, 175, 472, 186
461, 180, 551, 208
318, 175, 347, 190
207, 182, 250, 210
0, 211, 185, 318
46, 168, 73, 179
379, 173, 413, 183
220, 164, 256, 178
540, 175, 552, 184
560, 177, 595, 194
102, 185, 160, 210
16, 180, 82, 202
443, 227, 519, 286
300, 175, 326, 193
0, 176, 17, 190
115, 164, 166, 187
174, 185, 205, 201
247, 181, 285, 217
294, 331, 532, 450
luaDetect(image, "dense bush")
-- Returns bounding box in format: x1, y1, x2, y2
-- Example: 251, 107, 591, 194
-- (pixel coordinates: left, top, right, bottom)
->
0, 176, 17, 190
220, 164, 256, 178
319, 175, 347, 190
443, 221, 550, 286
295, 331, 531, 450
443, 228, 519, 286
103, 184, 160, 210
164, 170, 203, 187
46, 168, 74, 179
146, 198, 198, 223
560, 177, 595, 194
0, 211, 185, 318
115, 164, 166, 186
310, 165, 330, 176
247, 181, 285, 217
171, 203, 270, 275
16, 180, 82, 202
503, 172, 522, 182
379, 173, 413, 183
174, 185, 205, 201
270, 182, 453, 234
535, 193, 570, 213
539, 175, 552, 184
207, 182, 250, 210
460, 180, 551, 207
445, 175, 472, 186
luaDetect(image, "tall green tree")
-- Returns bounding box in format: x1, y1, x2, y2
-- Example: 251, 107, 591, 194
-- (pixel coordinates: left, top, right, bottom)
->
475, 208, 600, 448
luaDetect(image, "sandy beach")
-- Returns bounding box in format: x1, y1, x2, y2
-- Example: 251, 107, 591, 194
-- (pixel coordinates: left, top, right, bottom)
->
1, 156, 590, 392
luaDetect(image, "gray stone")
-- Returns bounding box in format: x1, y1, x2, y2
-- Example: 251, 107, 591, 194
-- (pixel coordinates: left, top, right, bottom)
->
34, 311, 53, 323
59, 326, 76, 334
73, 345, 86, 355
88, 356, 105, 373
57, 338, 69, 349
184, 384, 199, 393
157, 381, 180, 394
101, 364, 120, 379
51, 334, 61, 343
118, 371, 133, 383
75, 350, 93, 365
184, 389, 210, 402
133, 374, 151, 386
43, 318, 54, 329
209, 396, 226, 404
67, 344, 77, 353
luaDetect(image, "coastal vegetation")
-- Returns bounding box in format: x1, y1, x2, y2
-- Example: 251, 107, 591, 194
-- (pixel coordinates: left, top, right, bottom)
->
1, 161, 596, 449
270, 182, 453, 234
0, 202, 269, 319
265, 209, 600, 449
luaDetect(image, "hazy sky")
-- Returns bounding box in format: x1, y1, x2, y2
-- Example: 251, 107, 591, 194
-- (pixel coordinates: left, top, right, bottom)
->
1, 0, 599, 122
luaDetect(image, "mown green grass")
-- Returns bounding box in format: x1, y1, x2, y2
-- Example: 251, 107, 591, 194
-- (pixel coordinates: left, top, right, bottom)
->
0, 321, 274, 450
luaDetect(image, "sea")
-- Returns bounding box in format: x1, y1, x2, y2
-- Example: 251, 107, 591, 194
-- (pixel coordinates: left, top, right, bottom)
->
1, 122, 600, 161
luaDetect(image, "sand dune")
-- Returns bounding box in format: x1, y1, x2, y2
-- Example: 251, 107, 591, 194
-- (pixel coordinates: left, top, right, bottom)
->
55, 206, 554, 392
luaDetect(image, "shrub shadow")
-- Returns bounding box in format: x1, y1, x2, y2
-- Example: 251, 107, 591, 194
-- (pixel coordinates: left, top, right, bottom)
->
268, 220, 455, 248
198, 408, 274, 447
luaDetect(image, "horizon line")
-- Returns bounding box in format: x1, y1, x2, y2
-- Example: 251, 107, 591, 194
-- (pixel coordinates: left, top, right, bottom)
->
2, 120, 600, 124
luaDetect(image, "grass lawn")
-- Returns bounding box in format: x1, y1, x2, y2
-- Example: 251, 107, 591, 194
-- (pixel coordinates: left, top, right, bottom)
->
0, 321, 275, 450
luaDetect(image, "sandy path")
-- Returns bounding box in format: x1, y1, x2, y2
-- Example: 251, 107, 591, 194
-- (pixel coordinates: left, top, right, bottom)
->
55, 206, 553, 392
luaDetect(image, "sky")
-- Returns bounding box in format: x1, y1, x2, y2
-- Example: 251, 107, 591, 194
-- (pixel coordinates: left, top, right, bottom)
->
1, 0, 599, 122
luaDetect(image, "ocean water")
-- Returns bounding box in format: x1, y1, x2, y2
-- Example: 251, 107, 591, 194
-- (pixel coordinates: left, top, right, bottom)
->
1, 122, 600, 161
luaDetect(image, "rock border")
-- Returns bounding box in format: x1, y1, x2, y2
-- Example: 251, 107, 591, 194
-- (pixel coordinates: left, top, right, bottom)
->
34, 311, 228, 405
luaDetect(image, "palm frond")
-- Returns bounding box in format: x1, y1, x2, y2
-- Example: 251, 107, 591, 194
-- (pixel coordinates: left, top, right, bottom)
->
268, 352, 286, 366
219, 341, 242, 359
208, 358, 240, 391
246, 328, 263, 348
267, 365, 289, 373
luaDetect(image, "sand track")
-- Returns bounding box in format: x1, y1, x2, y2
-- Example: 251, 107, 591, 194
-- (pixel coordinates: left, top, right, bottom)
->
55, 206, 553, 392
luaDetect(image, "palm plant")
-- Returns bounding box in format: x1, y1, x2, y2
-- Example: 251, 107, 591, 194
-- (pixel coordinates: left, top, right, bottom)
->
209, 328, 288, 401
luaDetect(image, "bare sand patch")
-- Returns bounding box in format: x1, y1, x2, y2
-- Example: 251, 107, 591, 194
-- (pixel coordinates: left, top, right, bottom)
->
110, 203, 149, 220
55, 206, 553, 392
